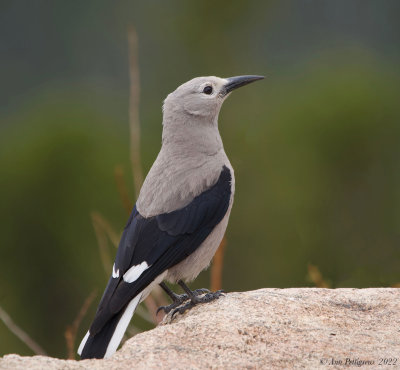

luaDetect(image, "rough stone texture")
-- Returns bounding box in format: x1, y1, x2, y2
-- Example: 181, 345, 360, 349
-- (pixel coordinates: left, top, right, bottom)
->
1, 288, 399, 369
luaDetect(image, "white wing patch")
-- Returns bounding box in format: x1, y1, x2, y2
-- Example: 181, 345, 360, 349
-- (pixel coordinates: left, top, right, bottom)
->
112, 264, 120, 278
123, 261, 149, 283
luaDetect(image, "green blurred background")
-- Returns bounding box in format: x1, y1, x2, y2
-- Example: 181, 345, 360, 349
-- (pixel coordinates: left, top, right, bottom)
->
1, 0, 399, 358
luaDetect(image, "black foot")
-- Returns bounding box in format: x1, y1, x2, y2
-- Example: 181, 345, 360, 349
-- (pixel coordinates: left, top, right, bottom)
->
157, 282, 210, 315
171, 289, 225, 319
156, 292, 188, 315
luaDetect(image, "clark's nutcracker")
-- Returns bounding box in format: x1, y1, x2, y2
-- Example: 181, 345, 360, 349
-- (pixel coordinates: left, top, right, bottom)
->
78, 75, 263, 359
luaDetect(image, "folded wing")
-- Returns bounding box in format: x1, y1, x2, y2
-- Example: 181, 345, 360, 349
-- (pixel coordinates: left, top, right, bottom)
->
89, 165, 232, 335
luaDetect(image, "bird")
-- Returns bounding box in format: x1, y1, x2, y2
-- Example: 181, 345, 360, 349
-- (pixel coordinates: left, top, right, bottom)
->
78, 75, 264, 359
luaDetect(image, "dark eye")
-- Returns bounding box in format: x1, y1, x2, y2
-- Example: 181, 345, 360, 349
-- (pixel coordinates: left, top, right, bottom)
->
203, 85, 213, 95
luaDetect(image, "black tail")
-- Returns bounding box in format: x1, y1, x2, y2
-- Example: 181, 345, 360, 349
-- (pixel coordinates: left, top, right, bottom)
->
79, 310, 123, 359
78, 294, 142, 359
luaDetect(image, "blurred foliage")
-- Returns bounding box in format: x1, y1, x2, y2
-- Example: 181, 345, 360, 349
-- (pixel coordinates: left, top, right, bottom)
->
1, 0, 399, 358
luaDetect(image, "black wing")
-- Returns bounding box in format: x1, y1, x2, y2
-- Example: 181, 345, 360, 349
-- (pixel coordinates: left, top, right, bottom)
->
90, 165, 232, 334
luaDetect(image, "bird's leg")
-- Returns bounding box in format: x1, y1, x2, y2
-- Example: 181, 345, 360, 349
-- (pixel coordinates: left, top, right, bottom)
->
157, 282, 210, 315
170, 280, 224, 318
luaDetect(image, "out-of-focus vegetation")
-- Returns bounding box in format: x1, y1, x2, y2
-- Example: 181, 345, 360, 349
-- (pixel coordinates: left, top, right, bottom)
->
1, 0, 399, 358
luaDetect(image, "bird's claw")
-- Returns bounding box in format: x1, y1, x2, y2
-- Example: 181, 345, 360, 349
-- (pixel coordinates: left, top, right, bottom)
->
157, 288, 214, 315
193, 288, 211, 295
156, 293, 189, 315
170, 290, 225, 319
156, 288, 217, 315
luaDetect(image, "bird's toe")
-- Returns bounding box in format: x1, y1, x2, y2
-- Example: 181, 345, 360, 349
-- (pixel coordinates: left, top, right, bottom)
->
193, 288, 210, 296
169, 290, 225, 319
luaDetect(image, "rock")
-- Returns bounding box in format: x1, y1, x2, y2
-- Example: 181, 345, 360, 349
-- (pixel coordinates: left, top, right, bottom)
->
1, 288, 399, 369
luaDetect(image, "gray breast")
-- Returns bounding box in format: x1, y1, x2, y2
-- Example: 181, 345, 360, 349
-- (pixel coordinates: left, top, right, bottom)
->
137, 148, 234, 217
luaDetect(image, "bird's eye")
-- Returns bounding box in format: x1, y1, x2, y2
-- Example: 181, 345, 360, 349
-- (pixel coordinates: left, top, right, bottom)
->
203, 86, 213, 95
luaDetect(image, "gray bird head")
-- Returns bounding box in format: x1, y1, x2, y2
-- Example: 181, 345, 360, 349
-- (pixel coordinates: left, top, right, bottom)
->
163, 75, 264, 123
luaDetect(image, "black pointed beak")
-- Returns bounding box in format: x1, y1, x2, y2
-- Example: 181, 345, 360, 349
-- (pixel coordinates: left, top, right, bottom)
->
223, 75, 264, 95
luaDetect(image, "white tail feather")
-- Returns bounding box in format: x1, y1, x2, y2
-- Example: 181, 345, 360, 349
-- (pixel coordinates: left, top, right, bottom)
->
104, 293, 143, 359
77, 330, 90, 356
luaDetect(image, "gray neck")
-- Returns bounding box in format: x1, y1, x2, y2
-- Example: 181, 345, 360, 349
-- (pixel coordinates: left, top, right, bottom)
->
161, 115, 223, 157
